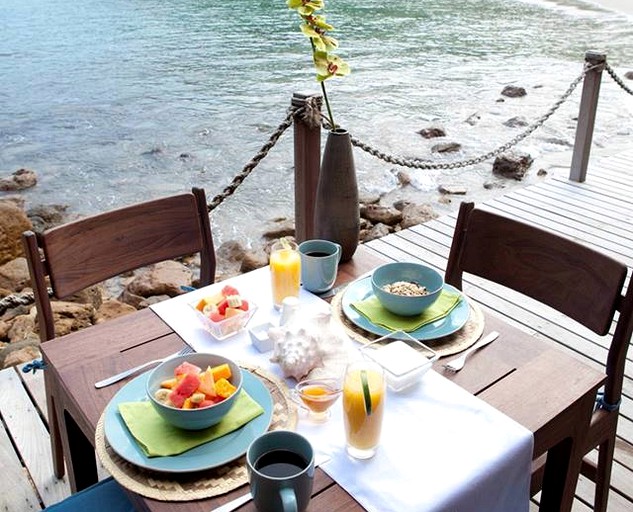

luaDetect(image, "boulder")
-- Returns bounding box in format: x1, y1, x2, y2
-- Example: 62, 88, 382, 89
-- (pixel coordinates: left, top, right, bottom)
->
48, 301, 95, 337
217, 240, 247, 264
360, 204, 403, 226
360, 223, 391, 242
501, 86, 527, 98
126, 261, 193, 298
431, 142, 461, 154
2, 340, 41, 369
27, 204, 69, 233
0, 168, 37, 191
465, 113, 481, 126
262, 218, 295, 240
0, 258, 31, 292
492, 152, 533, 181
0, 319, 9, 339
503, 116, 528, 128
395, 170, 411, 186
7, 313, 37, 343
240, 251, 268, 273
359, 193, 381, 205
624, 71, 633, 80
66, 285, 103, 310
438, 185, 468, 195
483, 181, 507, 190
0, 202, 32, 265
417, 126, 446, 139
398, 202, 438, 229
138, 295, 172, 308
0, 195, 26, 209
93, 299, 137, 324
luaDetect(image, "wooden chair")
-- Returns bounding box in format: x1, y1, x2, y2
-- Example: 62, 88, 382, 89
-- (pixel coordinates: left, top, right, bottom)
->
445, 202, 633, 512
22, 187, 216, 480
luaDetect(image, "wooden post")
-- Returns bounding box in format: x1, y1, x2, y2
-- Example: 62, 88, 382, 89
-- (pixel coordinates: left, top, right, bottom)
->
569, 51, 606, 182
292, 92, 322, 243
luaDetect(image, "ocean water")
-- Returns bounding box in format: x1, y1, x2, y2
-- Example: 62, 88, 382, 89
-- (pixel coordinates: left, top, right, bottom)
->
1, 0, 632, 244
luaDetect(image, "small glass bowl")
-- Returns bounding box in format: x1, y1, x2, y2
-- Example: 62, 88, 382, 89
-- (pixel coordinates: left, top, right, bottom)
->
291, 377, 342, 423
361, 331, 438, 392
190, 301, 257, 340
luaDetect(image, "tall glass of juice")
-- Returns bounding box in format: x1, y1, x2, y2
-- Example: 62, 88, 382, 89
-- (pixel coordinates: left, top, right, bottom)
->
270, 239, 301, 309
343, 360, 386, 459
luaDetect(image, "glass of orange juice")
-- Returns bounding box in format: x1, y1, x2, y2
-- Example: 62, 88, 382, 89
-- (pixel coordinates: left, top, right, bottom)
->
292, 378, 342, 423
270, 239, 301, 309
343, 360, 386, 459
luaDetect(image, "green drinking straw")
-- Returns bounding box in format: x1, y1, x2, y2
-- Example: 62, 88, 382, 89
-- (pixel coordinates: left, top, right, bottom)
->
360, 369, 372, 416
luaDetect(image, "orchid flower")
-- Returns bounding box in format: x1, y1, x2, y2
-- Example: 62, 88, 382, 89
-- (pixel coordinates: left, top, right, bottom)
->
287, 0, 350, 129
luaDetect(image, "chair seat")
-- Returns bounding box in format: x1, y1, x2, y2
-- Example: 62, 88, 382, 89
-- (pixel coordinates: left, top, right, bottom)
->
44, 477, 135, 511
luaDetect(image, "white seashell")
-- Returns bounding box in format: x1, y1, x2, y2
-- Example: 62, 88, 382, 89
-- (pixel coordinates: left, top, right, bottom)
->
270, 326, 324, 380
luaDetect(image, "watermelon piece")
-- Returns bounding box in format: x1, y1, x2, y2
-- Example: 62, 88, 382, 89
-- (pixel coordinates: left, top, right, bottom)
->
198, 398, 221, 408
174, 361, 202, 377
221, 285, 240, 297
238, 299, 249, 311
168, 372, 201, 408
217, 299, 229, 315
208, 311, 224, 322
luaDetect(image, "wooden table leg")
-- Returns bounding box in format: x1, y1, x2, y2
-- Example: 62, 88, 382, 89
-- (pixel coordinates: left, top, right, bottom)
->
58, 406, 98, 493
538, 392, 596, 512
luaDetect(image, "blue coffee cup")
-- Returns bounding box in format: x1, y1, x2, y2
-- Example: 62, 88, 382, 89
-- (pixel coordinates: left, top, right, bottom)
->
247, 430, 315, 512
298, 239, 342, 293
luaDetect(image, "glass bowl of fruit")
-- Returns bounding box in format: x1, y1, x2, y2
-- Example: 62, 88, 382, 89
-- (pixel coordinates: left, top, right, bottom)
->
147, 353, 243, 430
191, 284, 257, 340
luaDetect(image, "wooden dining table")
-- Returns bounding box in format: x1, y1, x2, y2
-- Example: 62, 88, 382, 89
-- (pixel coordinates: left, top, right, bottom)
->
40, 245, 605, 512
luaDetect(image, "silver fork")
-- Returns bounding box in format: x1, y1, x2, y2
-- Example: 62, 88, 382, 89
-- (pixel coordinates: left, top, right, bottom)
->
94, 345, 194, 388
443, 331, 500, 372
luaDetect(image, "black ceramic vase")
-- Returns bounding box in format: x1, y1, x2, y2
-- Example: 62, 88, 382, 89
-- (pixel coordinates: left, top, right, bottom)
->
314, 128, 360, 262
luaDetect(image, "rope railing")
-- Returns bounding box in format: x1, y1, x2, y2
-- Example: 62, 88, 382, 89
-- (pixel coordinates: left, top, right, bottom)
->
204, 54, 632, 213
605, 63, 633, 95
349, 63, 594, 170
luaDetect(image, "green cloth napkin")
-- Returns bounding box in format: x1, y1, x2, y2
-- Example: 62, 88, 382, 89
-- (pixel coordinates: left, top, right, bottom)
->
351, 289, 463, 332
118, 390, 264, 457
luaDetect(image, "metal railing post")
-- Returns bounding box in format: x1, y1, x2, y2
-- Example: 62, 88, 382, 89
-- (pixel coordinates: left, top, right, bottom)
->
292, 92, 322, 243
570, 51, 607, 182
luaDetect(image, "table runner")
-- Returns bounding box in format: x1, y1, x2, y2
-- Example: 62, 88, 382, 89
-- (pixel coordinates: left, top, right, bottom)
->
151, 267, 533, 512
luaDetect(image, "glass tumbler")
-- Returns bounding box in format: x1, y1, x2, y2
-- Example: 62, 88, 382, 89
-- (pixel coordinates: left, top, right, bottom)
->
342, 359, 386, 459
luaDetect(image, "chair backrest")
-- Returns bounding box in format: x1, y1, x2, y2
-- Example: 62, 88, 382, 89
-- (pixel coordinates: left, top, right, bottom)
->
23, 187, 216, 342
445, 201, 633, 406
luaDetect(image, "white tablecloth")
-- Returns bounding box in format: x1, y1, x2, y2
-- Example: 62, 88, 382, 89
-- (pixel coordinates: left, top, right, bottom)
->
151, 267, 533, 512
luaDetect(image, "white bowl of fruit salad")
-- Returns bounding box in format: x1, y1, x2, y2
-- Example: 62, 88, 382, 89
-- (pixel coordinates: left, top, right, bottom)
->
192, 284, 257, 340
147, 353, 243, 430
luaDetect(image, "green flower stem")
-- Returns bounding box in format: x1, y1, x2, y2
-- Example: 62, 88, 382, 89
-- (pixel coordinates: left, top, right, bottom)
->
320, 81, 336, 130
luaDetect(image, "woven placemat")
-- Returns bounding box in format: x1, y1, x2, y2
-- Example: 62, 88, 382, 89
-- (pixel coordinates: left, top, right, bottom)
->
95, 364, 297, 502
331, 289, 484, 358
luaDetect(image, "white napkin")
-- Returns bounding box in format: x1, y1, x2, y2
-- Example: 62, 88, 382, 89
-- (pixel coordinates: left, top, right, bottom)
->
300, 369, 533, 512
152, 268, 533, 512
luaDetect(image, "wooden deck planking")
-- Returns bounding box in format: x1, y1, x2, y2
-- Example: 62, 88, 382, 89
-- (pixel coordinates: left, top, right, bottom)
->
0, 367, 70, 510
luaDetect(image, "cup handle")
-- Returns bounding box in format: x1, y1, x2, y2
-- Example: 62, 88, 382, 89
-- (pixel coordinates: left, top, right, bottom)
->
280, 487, 299, 512
335, 243, 342, 264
